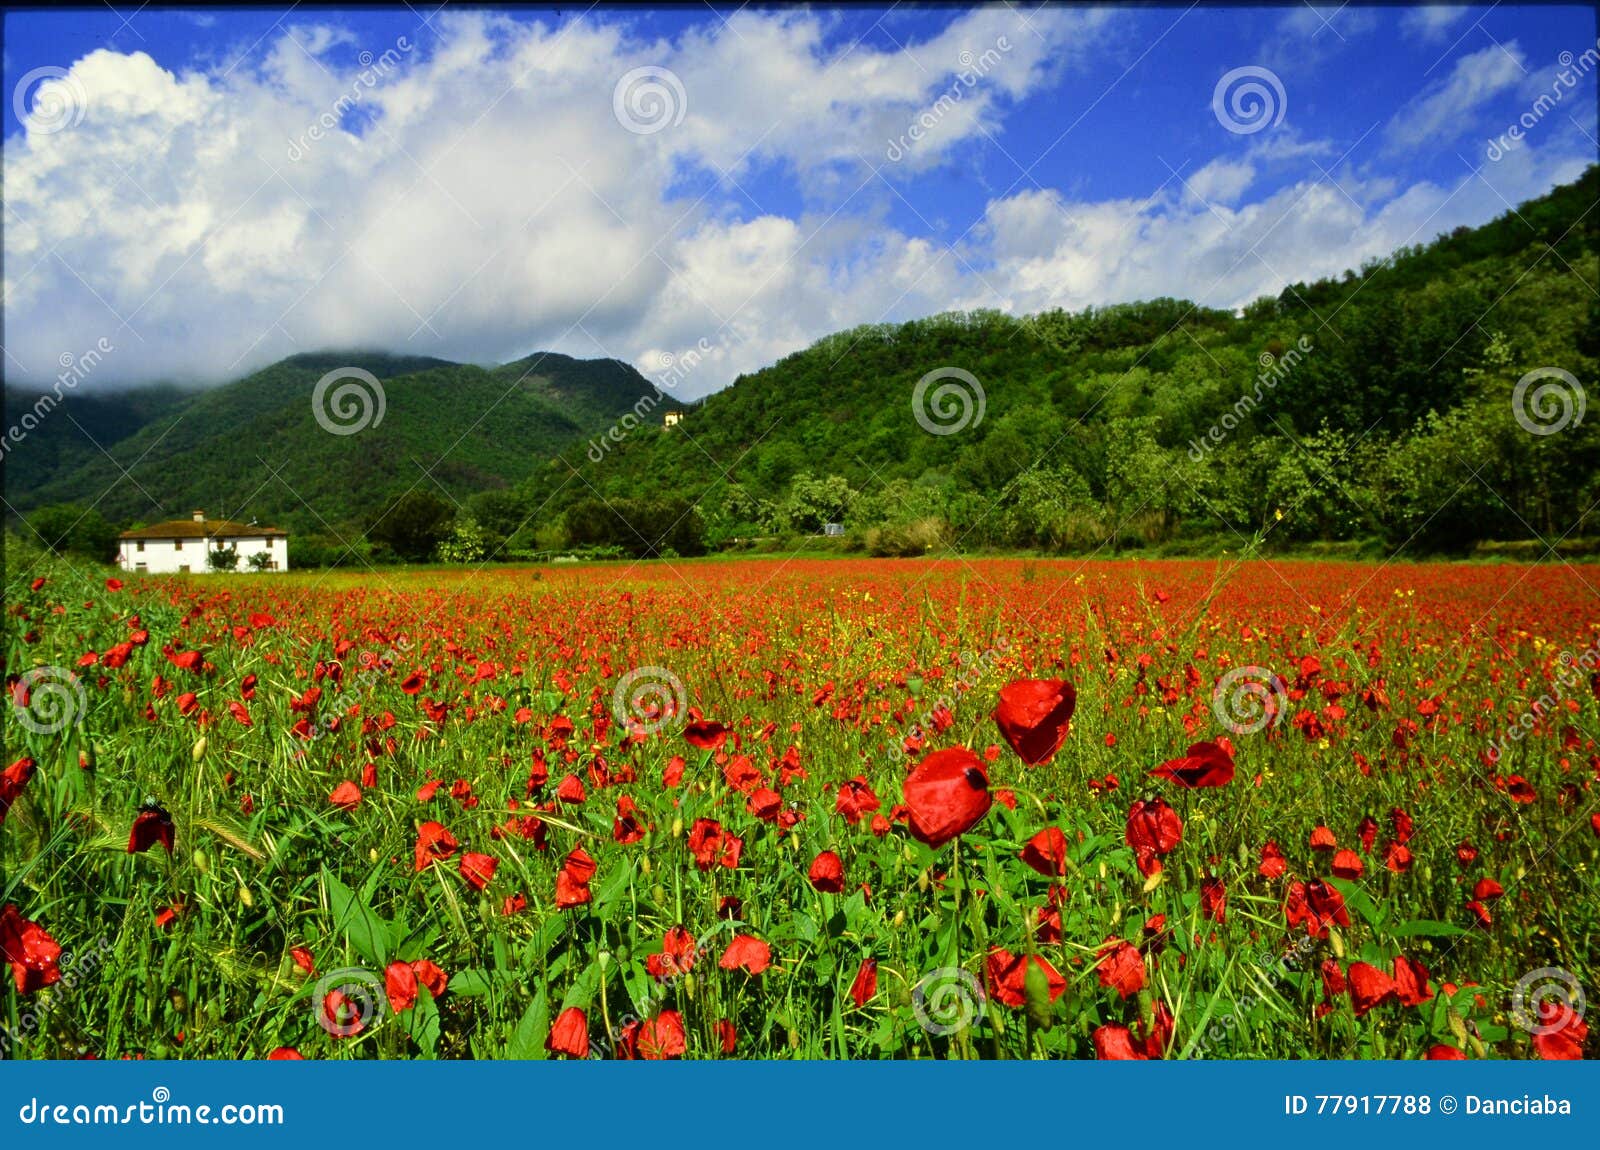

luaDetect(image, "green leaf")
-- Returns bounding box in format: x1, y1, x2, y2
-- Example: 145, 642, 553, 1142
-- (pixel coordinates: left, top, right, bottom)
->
405, 987, 441, 1058
1389, 919, 1467, 939
323, 866, 390, 966
448, 968, 495, 997
505, 990, 549, 1060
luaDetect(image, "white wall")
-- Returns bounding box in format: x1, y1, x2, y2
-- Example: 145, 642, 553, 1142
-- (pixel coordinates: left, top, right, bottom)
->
118, 535, 288, 574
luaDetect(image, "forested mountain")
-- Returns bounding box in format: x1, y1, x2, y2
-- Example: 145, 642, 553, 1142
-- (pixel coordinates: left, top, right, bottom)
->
9, 168, 1596, 564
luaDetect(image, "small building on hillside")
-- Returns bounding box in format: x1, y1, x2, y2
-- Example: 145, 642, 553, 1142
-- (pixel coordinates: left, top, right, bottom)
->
117, 510, 288, 574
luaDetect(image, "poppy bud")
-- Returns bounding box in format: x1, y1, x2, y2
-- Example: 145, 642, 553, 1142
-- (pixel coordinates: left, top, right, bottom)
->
640, 857, 651, 875
192, 736, 207, 761
193, 850, 209, 874
1142, 869, 1163, 893
1024, 961, 1054, 1030
1110, 902, 1121, 926
1098, 861, 1107, 880
369, 849, 379, 863
652, 884, 666, 904
893, 909, 906, 928
787, 1028, 800, 1049
1422, 864, 1432, 883
169, 990, 188, 1014
918, 868, 930, 893
1328, 926, 1344, 959
238, 883, 254, 908
598, 951, 612, 970
672, 817, 683, 838
682, 973, 696, 999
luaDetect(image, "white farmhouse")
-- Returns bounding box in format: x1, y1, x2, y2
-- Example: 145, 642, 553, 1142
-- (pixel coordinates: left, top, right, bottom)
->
117, 510, 289, 574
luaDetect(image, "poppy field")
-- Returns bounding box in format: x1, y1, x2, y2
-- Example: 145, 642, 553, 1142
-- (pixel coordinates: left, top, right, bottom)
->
3, 554, 1596, 1060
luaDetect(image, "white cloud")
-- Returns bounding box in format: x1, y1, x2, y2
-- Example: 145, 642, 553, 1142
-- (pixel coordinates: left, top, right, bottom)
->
1385, 41, 1526, 151
0, 9, 1590, 403
1400, 6, 1473, 43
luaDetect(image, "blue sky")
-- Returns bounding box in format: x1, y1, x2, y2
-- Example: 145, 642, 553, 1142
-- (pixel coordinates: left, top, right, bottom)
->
4, 5, 1596, 395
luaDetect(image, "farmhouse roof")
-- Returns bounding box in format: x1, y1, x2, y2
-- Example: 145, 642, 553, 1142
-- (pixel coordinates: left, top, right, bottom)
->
119, 513, 287, 541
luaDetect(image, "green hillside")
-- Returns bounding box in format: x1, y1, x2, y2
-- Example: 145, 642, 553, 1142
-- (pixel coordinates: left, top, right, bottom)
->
5, 350, 680, 541
512, 166, 1599, 557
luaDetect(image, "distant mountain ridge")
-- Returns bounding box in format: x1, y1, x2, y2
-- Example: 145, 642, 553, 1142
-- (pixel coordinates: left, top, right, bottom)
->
3, 349, 681, 531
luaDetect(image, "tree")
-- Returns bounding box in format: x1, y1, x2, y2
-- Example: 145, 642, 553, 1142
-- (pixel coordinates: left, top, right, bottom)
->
437, 518, 495, 563
781, 473, 857, 534
206, 545, 240, 571
24, 505, 119, 562
367, 491, 455, 562
246, 551, 273, 571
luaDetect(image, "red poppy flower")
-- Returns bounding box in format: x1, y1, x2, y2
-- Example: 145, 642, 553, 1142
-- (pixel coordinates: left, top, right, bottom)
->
1092, 1023, 1148, 1060
1427, 1044, 1468, 1060
986, 948, 1066, 1008
547, 1006, 590, 1057
1392, 955, 1433, 1007
684, 721, 730, 751
0, 756, 36, 827
0, 903, 62, 994
714, 1018, 737, 1055
1258, 839, 1286, 878
385, 961, 420, 1012
1125, 798, 1182, 876
1310, 825, 1337, 852
836, 776, 881, 825
459, 852, 497, 891
413, 821, 459, 871
267, 1047, 304, 1060
612, 795, 645, 844
848, 957, 877, 1007
1532, 1004, 1588, 1060
635, 1010, 687, 1059
1096, 940, 1146, 999
1019, 826, 1068, 877
991, 678, 1076, 765
289, 946, 316, 976
1284, 880, 1350, 938
903, 747, 992, 848
1331, 848, 1363, 880
1347, 961, 1397, 1016
647, 925, 698, 979
128, 805, 175, 855
808, 850, 845, 893
1200, 875, 1227, 924
719, 934, 771, 975
329, 780, 362, 811
1150, 740, 1235, 788
1472, 877, 1503, 900
555, 847, 596, 908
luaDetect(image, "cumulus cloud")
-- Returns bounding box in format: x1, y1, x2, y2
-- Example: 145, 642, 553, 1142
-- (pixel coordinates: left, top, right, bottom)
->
0, 8, 1591, 400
